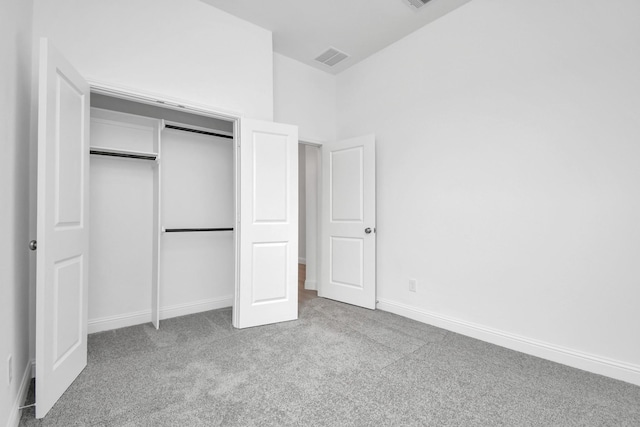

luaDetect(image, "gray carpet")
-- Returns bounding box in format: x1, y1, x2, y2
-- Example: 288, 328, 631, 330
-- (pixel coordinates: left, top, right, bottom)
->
20, 296, 640, 426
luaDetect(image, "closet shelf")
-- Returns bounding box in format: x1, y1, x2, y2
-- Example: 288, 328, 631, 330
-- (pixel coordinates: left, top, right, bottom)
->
90, 146, 158, 161
162, 227, 234, 233
164, 123, 233, 140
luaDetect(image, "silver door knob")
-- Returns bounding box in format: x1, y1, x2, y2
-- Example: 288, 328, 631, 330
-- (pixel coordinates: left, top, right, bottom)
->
29, 240, 37, 251
364, 228, 372, 234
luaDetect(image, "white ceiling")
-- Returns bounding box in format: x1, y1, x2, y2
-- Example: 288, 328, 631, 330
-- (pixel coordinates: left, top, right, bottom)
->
199, 0, 473, 74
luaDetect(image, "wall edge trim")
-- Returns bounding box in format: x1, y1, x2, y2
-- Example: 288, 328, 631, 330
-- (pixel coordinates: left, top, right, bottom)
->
376, 298, 640, 386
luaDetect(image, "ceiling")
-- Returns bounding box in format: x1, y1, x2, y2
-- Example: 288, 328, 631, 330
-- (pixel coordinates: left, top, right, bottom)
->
199, 0, 473, 75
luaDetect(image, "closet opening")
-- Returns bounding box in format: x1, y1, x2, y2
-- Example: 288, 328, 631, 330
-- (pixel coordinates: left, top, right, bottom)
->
88, 92, 237, 333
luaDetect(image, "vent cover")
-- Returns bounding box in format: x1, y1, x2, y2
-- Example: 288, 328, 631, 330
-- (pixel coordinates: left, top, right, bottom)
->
404, 0, 431, 10
314, 47, 350, 67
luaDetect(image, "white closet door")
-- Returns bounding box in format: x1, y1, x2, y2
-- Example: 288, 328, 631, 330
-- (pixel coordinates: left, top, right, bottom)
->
35, 38, 90, 419
234, 119, 298, 328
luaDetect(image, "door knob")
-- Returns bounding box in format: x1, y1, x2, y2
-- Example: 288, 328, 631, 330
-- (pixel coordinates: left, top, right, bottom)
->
364, 228, 372, 234
29, 240, 37, 251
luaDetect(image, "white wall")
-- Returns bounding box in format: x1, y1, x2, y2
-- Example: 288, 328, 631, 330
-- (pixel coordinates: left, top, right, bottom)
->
32, 0, 274, 120
337, 0, 640, 384
0, 0, 34, 425
273, 53, 336, 143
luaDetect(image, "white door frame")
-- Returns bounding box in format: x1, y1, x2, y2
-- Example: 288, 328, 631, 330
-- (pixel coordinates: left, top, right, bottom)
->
299, 140, 322, 292
86, 81, 244, 320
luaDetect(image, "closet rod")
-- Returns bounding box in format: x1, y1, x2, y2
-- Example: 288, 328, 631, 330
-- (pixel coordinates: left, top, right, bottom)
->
90, 150, 157, 161
163, 228, 234, 233
164, 124, 233, 139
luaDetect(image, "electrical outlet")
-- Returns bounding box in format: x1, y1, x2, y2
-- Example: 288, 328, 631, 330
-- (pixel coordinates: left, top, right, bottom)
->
409, 279, 417, 292
7, 355, 12, 385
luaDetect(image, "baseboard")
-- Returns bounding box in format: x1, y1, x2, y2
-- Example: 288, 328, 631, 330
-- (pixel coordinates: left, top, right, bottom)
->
376, 298, 640, 387
88, 309, 151, 334
298, 257, 306, 265
88, 296, 234, 334
159, 296, 233, 320
5, 359, 32, 427
304, 280, 317, 291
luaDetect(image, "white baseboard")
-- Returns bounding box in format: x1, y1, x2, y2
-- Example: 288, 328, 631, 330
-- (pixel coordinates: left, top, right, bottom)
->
5, 359, 33, 427
298, 257, 306, 265
304, 280, 317, 291
88, 296, 233, 334
376, 298, 640, 387
88, 309, 151, 334
159, 296, 233, 320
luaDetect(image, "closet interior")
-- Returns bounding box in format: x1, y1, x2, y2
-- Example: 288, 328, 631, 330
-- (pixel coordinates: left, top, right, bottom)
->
88, 93, 236, 333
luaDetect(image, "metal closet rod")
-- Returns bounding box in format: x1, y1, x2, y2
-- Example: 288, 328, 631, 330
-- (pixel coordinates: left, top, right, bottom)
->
164, 124, 233, 139
90, 150, 157, 161
163, 227, 234, 233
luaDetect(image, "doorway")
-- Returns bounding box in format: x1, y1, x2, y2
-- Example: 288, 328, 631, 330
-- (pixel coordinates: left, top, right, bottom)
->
88, 93, 235, 333
298, 142, 321, 303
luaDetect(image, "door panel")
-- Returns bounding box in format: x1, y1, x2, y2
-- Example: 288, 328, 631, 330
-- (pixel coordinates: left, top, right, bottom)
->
36, 38, 90, 418
320, 134, 376, 309
330, 237, 363, 288
331, 146, 363, 221
234, 119, 298, 328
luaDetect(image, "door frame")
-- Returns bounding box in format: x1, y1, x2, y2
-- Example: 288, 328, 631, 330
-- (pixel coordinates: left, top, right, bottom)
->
298, 140, 323, 292
86, 81, 244, 323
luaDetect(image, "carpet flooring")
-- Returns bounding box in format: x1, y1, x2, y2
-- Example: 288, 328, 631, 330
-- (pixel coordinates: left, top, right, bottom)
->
19, 270, 640, 426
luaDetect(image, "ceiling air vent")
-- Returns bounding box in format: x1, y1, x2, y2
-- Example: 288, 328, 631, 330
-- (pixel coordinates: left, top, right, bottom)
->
314, 47, 350, 67
404, 0, 432, 11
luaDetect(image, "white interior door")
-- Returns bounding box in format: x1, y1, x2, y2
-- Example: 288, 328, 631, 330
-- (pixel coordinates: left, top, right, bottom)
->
35, 38, 90, 418
234, 119, 298, 328
320, 134, 376, 309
